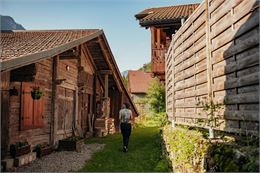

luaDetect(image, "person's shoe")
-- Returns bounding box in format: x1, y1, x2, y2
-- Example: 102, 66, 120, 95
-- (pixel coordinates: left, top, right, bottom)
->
123, 146, 127, 152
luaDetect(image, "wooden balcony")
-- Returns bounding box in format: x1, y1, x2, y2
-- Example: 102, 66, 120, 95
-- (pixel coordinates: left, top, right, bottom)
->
151, 48, 167, 76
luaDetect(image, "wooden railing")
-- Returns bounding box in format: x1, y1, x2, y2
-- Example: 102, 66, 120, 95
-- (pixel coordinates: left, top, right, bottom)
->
151, 48, 167, 75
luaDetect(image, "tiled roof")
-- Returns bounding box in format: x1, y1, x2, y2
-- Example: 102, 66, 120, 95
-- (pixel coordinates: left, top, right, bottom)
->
128, 70, 154, 94
0, 29, 103, 71
0, 29, 139, 116
0, 29, 100, 61
135, 3, 199, 27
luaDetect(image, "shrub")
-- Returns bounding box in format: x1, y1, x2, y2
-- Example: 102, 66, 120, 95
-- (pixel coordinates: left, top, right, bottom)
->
147, 78, 165, 113
135, 112, 168, 128
163, 125, 208, 173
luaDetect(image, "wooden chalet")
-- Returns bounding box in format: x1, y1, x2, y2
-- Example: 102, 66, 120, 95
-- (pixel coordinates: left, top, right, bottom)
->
135, 4, 199, 81
0, 29, 138, 158
128, 70, 153, 114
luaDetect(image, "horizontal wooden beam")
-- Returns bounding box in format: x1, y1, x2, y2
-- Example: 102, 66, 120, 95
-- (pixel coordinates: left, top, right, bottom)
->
59, 56, 79, 60
98, 70, 112, 75
59, 49, 79, 60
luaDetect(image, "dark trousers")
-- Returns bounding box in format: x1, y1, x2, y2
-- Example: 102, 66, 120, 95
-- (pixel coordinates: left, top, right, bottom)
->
120, 123, 131, 148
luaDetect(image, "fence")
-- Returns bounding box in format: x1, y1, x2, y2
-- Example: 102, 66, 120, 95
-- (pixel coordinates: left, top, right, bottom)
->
166, 0, 259, 133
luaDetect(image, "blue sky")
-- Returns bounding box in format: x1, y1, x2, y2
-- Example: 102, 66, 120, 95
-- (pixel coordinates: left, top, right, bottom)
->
1, 0, 201, 72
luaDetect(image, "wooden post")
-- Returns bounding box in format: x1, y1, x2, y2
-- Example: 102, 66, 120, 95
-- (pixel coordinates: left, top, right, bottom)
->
151, 27, 155, 49
99, 70, 112, 118
92, 74, 97, 130
51, 56, 59, 146
74, 86, 78, 130
1, 72, 10, 156
104, 74, 109, 118
157, 28, 161, 49
172, 46, 176, 127
205, 0, 213, 100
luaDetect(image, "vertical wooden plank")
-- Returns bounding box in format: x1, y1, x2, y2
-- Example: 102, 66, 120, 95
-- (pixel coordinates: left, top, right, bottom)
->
172, 47, 176, 126
205, 0, 213, 99
151, 27, 155, 49
21, 82, 34, 130
1, 72, 10, 155
104, 74, 109, 117
78, 92, 82, 129
33, 98, 44, 128
74, 87, 78, 131
157, 28, 161, 48
51, 56, 58, 145
92, 73, 97, 130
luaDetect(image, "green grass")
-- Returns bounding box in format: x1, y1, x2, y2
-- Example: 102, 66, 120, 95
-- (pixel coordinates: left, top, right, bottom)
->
78, 127, 169, 172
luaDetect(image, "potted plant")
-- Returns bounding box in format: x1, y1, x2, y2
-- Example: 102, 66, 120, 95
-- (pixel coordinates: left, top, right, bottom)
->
9, 86, 18, 96
31, 87, 44, 100
10, 141, 31, 158
58, 136, 84, 152
34, 143, 53, 158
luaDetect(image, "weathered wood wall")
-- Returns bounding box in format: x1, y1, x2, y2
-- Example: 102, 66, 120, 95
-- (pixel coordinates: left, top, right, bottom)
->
7, 58, 53, 147
55, 58, 78, 140
1, 72, 10, 156
166, 0, 259, 133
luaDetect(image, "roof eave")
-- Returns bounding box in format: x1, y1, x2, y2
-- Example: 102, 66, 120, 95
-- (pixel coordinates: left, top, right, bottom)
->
1, 30, 103, 72
139, 17, 185, 27
99, 34, 140, 116
135, 13, 149, 20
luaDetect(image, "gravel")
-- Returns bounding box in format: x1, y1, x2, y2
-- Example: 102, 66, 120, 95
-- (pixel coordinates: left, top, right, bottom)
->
15, 143, 105, 172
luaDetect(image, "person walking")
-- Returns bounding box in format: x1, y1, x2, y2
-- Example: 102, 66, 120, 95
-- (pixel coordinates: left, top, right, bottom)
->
119, 103, 133, 152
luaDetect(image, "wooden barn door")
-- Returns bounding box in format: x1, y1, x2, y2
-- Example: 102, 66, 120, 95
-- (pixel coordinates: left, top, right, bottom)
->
79, 93, 93, 134
79, 93, 89, 134
57, 86, 75, 135
78, 71, 94, 135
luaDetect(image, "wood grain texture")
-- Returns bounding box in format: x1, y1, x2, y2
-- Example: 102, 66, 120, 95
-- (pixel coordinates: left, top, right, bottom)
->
165, 0, 259, 133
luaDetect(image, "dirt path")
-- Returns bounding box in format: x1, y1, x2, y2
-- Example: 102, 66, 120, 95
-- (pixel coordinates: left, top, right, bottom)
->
15, 143, 105, 172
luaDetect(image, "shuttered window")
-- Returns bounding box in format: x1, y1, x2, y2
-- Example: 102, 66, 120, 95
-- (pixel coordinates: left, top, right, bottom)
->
21, 82, 44, 130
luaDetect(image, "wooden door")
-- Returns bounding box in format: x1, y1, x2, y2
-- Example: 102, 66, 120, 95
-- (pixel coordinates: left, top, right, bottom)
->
79, 93, 89, 133
57, 87, 74, 132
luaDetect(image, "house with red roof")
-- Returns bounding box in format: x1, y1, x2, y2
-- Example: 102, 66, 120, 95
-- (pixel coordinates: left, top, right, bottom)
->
128, 70, 153, 114
0, 29, 138, 164
135, 4, 199, 81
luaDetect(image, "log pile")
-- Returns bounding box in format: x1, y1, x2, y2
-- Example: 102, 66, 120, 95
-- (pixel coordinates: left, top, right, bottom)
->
94, 117, 115, 136
107, 118, 115, 134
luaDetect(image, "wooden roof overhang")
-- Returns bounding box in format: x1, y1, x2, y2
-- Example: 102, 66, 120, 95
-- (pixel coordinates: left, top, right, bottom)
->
0, 30, 103, 72
139, 18, 183, 28
0, 29, 139, 116
85, 34, 139, 116
135, 3, 199, 29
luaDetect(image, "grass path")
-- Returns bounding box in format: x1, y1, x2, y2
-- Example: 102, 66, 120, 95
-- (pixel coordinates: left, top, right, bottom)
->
79, 127, 169, 172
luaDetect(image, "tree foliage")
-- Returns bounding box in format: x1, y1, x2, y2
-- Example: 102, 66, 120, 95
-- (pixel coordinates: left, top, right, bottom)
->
139, 62, 151, 72
147, 78, 165, 113
122, 75, 128, 88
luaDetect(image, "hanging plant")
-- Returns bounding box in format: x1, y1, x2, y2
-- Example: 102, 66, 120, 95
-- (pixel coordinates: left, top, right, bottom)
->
9, 86, 19, 96
31, 87, 44, 100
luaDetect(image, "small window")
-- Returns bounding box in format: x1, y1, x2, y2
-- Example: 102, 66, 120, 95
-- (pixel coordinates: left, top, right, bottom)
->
20, 82, 44, 130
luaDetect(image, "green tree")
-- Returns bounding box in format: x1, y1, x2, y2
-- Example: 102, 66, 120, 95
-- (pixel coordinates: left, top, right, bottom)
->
147, 78, 165, 113
122, 75, 128, 88
139, 62, 151, 72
